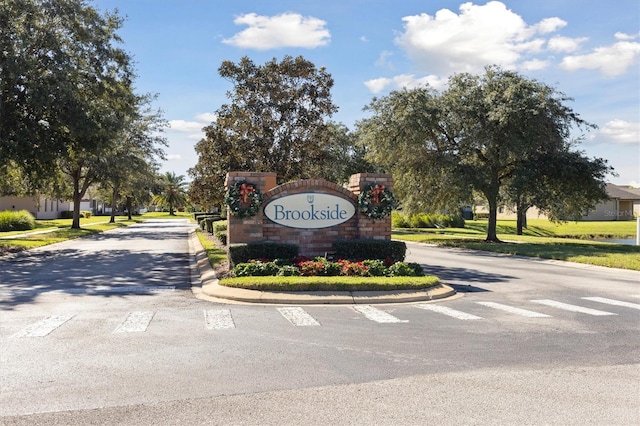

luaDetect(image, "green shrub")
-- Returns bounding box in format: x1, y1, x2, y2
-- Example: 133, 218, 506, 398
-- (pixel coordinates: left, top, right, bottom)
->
228, 242, 299, 266
212, 221, 227, 245
232, 260, 280, 277
333, 239, 406, 263
395, 212, 465, 229
363, 259, 388, 276
391, 211, 410, 228
60, 210, 91, 219
298, 257, 342, 276
388, 262, 415, 276
0, 210, 36, 232
277, 265, 301, 276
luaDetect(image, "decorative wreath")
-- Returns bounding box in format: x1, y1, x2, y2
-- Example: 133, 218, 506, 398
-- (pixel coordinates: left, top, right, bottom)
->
358, 182, 397, 220
225, 180, 263, 218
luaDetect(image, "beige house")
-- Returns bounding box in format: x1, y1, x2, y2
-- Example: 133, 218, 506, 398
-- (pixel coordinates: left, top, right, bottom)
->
475, 183, 639, 221
0, 195, 72, 220
582, 184, 640, 221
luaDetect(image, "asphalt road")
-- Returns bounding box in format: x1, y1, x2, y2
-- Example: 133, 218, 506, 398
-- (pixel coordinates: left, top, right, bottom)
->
0, 220, 638, 425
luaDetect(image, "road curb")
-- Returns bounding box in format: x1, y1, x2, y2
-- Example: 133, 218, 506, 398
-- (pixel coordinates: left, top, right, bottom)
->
189, 230, 456, 305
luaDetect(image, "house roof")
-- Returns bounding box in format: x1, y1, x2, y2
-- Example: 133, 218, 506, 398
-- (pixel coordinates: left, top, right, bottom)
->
606, 183, 640, 200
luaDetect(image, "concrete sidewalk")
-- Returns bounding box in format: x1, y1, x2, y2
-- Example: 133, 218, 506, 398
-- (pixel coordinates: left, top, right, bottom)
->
189, 230, 456, 305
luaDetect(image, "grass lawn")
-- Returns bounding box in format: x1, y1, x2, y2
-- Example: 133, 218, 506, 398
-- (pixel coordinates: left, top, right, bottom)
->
393, 219, 640, 270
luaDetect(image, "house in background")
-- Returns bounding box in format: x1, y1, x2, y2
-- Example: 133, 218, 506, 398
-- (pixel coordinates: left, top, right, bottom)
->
0, 195, 72, 220
582, 184, 640, 221
474, 183, 639, 221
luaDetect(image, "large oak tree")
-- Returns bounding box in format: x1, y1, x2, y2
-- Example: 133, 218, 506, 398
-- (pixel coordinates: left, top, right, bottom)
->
189, 56, 353, 209
357, 67, 610, 241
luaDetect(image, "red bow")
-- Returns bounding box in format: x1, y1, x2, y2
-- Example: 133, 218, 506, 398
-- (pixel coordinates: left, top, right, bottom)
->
239, 183, 255, 203
371, 184, 385, 203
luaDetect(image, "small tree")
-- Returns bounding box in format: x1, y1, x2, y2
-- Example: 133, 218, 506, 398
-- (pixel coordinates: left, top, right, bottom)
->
153, 172, 188, 215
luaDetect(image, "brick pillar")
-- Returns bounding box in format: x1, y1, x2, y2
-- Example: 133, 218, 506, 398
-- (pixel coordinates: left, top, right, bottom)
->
348, 173, 394, 240
225, 172, 277, 245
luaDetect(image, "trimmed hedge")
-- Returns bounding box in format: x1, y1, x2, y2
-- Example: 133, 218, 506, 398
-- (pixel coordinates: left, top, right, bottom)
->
228, 242, 299, 266
60, 210, 92, 219
0, 210, 36, 232
333, 239, 406, 263
219, 275, 440, 292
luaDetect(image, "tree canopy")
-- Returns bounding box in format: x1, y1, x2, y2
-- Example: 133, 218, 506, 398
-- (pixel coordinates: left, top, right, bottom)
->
1, 0, 167, 227
189, 55, 372, 209
357, 66, 611, 241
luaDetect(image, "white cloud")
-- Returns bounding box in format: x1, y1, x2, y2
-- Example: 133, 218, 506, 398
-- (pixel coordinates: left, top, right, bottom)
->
364, 74, 447, 93
561, 40, 640, 76
394, 1, 566, 75
375, 51, 394, 69
222, 12, 330, 50
168, 120, 205, 133
615, 32, 640, 41
598, 119, 640, 145
167, 112, 215, 141
547, 36, 588, 53
195, 112, 217, 123
520, 59, 549, 71
166, 154, 182, 161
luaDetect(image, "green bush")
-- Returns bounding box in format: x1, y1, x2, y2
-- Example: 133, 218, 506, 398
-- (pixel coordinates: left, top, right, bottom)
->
393, 212, 465, 229
228, 242, 299, 266
277, 265, 301, 276
232, 261, 280, 277
0, 210, 36, 232
333, 239, 406, 263
363, 259, 388, 276
213, 221, 227, 245
391, 211, 410, 228
60, 210, 91, 219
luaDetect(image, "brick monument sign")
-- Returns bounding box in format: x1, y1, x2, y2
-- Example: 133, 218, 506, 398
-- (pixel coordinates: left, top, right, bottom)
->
225, 172, 395, 257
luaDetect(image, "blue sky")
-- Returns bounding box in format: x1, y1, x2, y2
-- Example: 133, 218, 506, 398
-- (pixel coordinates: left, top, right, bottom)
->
93, 0, 640, 186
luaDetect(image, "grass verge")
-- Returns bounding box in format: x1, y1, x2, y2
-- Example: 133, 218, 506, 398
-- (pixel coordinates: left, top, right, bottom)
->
0, 220, 138, 254
394, 227, 640, 271
219, 275, 440, 292
195, 229, 227, 266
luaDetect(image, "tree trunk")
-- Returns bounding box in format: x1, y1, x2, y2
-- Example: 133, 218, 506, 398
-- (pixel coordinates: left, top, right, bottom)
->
71, 170, 82, 229
485, 176, 501, 243
109, 187, 117, 223
516, 207, 528, 235
126, 196, 133, 220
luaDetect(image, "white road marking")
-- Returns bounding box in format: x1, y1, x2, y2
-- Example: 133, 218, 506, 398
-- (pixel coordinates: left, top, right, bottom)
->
277, 307, 320, 326
352, 305, 408, 323
12, 315, 75, 338
113, 311, 155, 333
476, 301, 551, 318
531, 300, 616, 316
204, 309, 235, 330
581, 297, 640, 310
415, 304, 482, 320
0, 286, 175, 297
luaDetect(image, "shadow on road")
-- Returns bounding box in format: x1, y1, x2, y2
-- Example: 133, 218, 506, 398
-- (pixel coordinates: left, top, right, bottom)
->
418, 263, 516, 293
0, 221, 194, 309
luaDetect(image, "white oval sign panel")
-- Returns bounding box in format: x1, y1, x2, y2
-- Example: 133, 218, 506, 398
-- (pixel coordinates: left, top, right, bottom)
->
264, 193, 355, 229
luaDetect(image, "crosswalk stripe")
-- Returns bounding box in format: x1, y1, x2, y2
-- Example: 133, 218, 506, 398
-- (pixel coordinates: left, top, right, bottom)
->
415, 304, 482, 320
204, 309, 235, 329
113, 311, 155, 333
12, 315, 75, 338
581, 297, 640, 310
277, 307, 320, 326
531, 300, 616, 316
352, 305, 408, 323
476, 301, 552, 318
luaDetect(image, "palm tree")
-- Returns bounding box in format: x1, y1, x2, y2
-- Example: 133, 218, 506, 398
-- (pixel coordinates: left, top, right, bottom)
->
152, 172, 188, 215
